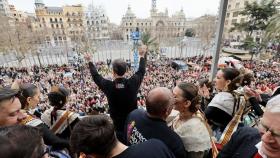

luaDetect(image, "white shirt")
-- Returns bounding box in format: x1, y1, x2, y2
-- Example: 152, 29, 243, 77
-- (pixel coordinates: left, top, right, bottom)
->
255, 142, 267, 158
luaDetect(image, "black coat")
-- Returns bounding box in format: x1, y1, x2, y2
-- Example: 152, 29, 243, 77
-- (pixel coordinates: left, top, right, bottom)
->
217, 127, 261, 158
88, 57, 146, 131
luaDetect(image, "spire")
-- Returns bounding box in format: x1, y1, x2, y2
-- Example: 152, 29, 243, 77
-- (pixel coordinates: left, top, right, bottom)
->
35, 0, 45, 8
181, 7, 184, 12
165, 8, 168, 16
150, 0, 157, 16
152, 0, 157, 11
35, 0, 44, 5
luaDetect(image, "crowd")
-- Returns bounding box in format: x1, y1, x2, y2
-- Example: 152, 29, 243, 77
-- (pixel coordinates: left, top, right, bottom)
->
0, 46, 280, 158
0, 55, 211, 115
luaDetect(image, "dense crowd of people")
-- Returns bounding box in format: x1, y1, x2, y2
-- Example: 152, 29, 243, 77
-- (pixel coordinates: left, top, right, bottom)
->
0, 55, 212, 116
0, 46, 279, 158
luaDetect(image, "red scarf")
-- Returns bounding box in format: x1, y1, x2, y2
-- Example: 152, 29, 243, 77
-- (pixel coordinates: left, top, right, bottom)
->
254, 152, 263, 158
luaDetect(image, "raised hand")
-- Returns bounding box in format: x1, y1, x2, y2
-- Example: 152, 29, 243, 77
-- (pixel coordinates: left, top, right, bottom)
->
138, 45, 148, 57
84, 52, 93, 62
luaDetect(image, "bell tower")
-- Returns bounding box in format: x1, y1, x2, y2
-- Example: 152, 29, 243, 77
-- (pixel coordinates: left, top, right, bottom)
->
150, 0, 157, 16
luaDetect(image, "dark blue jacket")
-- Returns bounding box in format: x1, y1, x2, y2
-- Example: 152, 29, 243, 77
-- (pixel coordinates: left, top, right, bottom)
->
217, 127, 261, 158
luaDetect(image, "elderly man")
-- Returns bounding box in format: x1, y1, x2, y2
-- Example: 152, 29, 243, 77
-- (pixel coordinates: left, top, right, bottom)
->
125, 87, 186, 158
0, 87, 25, 126
217, 94, 280, 158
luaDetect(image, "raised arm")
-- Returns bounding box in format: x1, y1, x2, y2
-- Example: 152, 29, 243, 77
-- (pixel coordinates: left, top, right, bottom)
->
130, 45, 148, 89
84, 53, 110, 91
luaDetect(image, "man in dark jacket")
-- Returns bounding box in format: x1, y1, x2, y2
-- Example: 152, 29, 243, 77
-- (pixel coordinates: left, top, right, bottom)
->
218, 94, 280, 158
84, 45, 147, 142
125, 87, 186, 158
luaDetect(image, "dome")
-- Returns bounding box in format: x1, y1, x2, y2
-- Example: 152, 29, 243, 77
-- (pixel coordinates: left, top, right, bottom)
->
124, 5, 136, 18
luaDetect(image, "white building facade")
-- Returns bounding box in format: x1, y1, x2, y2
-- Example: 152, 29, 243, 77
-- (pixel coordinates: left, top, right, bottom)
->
85, 5, 110, 40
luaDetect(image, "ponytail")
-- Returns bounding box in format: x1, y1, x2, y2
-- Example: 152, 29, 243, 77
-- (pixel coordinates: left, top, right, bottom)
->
48, 86, 70, 125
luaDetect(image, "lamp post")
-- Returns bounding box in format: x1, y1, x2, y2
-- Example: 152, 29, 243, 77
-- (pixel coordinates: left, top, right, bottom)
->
209, 0, 229, 81
130, 27, 141, 71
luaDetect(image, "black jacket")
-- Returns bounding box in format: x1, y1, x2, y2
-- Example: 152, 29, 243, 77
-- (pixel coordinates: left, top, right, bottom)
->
88, 57, 146, 131
217, 127, 261, 158
37, 123, 69, 150
125, 109, 187, 158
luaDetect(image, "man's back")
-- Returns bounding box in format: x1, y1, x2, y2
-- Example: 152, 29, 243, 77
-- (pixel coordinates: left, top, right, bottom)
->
88, 56, 146, 132
125, 109, 186, 158
113, 139, 175, 158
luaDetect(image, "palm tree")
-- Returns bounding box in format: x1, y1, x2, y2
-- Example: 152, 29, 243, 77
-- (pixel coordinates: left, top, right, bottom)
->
141, 32, 158, 56
265, 13, 280, 41
263, 13, 280, 56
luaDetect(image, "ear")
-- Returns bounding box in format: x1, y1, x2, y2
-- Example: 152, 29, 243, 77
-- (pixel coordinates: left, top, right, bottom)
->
27, 97, 32, 104
79, 152, 86, 158
225, 80, 231, 87
184, 100, 191, 109
164, 106, 173, 117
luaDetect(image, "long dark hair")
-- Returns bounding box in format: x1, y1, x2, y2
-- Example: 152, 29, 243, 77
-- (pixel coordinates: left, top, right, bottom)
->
222, 68, 253, 92
17, 84, 38, 109
48, 86, 70, 125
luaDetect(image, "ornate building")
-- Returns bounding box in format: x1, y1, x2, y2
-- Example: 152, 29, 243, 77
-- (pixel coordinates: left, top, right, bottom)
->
223, 0, 256, 41
9, 5, 30, 23
120, 0, 192, 42
223, 0, 280, 41
34, 0, 85, 46
85, 5, 110, 40
64, 5, 85, 43
0, 0, 10, 16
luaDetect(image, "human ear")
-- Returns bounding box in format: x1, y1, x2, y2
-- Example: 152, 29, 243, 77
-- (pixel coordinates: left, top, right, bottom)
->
79, 152, 86, 158
184, 100, 191, 109
27, 97, 32, 105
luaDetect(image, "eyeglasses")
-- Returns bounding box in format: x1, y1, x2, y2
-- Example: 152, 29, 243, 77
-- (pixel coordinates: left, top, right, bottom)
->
258, 120, 280, 143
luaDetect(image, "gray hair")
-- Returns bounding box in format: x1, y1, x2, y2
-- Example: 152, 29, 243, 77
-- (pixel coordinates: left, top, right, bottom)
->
266, 94, 280, 113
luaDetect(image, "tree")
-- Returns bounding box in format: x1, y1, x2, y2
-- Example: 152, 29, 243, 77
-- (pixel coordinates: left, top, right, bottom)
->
195, 15, 216, 55
230, 0, 278, 36
0, 15, 13, 53
8, 21, 33, 65
185, 28, 195, 37
265, 13, 280, 42
0, 14, 46, 66
141, 31, 158, 55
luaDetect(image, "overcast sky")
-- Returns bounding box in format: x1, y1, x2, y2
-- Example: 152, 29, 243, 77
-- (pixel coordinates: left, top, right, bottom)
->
9, 0, 221, 24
